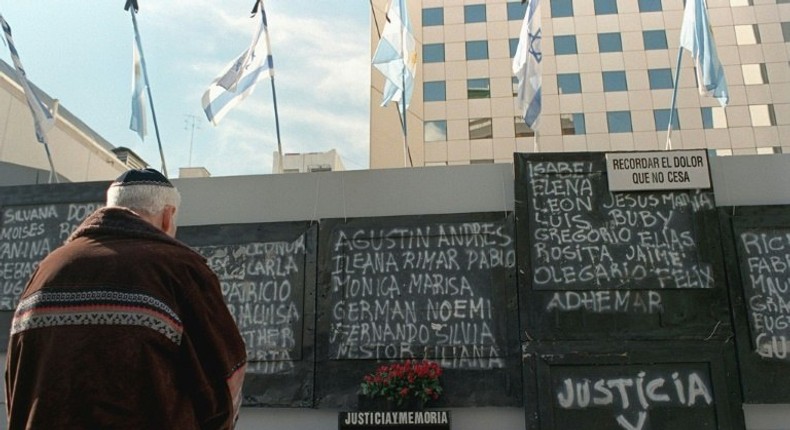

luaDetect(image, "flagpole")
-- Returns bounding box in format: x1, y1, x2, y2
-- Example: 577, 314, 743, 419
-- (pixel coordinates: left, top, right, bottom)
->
128, 5, 168, 176
39, 101, 60, 183
270, 76, 284, 172
0, 15, 59, 183
260, 0, 284, 172
399, 1, 412, 167
665, 47, 683, 151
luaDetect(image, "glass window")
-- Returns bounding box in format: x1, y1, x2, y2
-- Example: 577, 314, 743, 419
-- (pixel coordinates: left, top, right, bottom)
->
424, 120, 448, 142
782, 22, 790, 42
594, 0, 618, 15
561, 113, 586, 135
735, 24, 761, 44
512, 76, 519, 96
551, 0, 574, 18
598, 33, 623, 53
654, 109, 680, 131
750, 104, 776, 127
557, 73, 582, 94
742, 64, 769, 85
648, 68, 674, 89
468, 78, 491, 99
469, 118, 493, 139
423, 7, 443, 26
466, 41, 489, 60
701, 107, 728, 129
756, 147, 780, 154
507, 2, 527, 20
423, 43, 445, 63
424, 81, 446, 102
603, 71, 628, 92
554, 35, 578, 55
643, 30, 668, 50
509, 38, 520, 58
464, 4, 486, 23
515, 116, 535, 137
638, 0, 662, 12
607, 111, 633, 133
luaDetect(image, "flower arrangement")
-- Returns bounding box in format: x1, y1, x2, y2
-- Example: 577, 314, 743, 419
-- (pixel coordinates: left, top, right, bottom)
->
359, 359, 443, 406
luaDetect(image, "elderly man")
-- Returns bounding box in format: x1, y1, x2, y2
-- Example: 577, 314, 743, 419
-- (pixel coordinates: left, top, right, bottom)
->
5, 168, 247, 429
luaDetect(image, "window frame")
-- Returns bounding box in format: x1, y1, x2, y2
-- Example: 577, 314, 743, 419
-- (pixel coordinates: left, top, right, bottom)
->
701, 107, 728, 129
424, 120, 448, 142
648, 68, 674, 90
598, 32, 623, 53
642, 30, 668, 50
550, 0, 574, 18
515, 116, 535, 137
422, 7, 444, 26
464, 4, 487, 23
602, 71, 628, 92
607, 111, 633, 133
423, 81, 447, 102
506, 2, 527, 20
557, 73, 583, 94
653, 108, 680, 131
561, 113, 586, 135
638, 0, 663, 12
469, 117, 493, 140
467, 78, 491, 99
554, 35, 578, 55
466, 40, 489, 60
594, 0, 618, 15
423, 43, 446, 63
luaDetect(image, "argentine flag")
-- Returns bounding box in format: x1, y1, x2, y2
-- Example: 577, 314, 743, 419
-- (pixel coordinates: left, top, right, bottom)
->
679, 0, 729, 107
130, 32, 147, 140
372, 0, 417, 110
512, 0, 542, 130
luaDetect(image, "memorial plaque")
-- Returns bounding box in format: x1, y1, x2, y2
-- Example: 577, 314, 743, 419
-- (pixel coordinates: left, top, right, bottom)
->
515, 152, 730, 340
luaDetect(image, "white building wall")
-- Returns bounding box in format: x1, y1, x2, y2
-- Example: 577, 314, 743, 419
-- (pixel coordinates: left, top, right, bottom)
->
1, 157, 789, 429
0, 62, 130, 182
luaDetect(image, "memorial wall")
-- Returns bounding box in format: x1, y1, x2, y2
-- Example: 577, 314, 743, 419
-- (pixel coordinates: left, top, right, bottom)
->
1, 154, 788, 430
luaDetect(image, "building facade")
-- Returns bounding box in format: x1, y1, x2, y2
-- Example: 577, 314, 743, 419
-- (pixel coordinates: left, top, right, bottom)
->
369, 0, 790, 169
0, 60, 140, 185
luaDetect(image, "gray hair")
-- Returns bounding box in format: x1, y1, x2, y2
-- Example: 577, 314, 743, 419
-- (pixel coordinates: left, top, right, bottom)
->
106, 184, 182, 216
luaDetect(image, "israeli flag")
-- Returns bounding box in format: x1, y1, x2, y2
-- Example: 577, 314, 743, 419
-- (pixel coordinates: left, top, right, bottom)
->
0, 15, 55, 144
202, 1, 274, 125
512, 0, 542, 130
679, 0, 729, 107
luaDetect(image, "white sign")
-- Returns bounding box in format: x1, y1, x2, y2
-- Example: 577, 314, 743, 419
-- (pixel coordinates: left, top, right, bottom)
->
606, 150, 711, 192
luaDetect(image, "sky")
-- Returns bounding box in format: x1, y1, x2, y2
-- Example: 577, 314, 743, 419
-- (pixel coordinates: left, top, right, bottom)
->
0, 1, 372, 177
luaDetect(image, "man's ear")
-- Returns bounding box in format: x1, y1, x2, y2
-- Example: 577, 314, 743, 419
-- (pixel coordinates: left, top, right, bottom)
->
161, 205, 177, 237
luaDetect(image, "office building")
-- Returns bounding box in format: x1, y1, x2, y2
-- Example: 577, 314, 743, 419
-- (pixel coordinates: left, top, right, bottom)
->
369, 0, 790, 169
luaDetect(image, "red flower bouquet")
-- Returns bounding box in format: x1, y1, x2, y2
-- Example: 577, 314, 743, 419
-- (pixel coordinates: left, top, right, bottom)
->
359, 359, 443, 406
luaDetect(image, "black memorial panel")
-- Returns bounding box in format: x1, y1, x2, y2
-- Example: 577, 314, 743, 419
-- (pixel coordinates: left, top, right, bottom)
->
523, 341, 744, 430
315, 213, 521, 409
719, 205, 790, 403
178, 222, 317, 407
0, 182, 107, 350
515, 152, 729, 340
